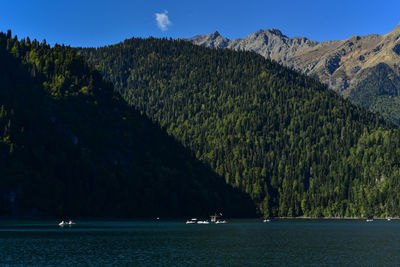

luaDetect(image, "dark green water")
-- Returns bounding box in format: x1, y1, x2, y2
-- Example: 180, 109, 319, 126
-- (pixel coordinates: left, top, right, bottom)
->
0, 219, 399, 266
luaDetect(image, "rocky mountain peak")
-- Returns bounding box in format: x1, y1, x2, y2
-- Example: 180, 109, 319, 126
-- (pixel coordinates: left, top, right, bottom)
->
211, 31, 221, 38
186, 31, 230, 49
265, 28, 285, 37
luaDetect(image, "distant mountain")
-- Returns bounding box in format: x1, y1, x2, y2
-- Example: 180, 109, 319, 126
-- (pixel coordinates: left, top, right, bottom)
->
188, 31, 230, 49
0, 31, 255, 218
82, 38, 400, 218
187, 24, 400, 123
187, 29, 318, 65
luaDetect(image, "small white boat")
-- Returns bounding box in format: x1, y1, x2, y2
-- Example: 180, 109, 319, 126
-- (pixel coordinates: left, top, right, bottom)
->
58, 221, 70, 226
59, 220, 75, 226
197, 220, 209, 224
263, 219, 270, 223
366, 219, 373, 222
215, 220, 228, 224
186, 219, 197, 224
387, 218, 392, 221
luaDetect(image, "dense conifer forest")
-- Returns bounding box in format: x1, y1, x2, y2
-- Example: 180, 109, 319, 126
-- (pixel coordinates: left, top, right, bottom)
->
82, 38, 400, 218
2, 30, 400, 218
0, 31, 256, 218
348, 63, 400, 125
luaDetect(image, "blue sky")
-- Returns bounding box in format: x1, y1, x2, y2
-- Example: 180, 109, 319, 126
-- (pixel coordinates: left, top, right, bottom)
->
1, 0, 399, 47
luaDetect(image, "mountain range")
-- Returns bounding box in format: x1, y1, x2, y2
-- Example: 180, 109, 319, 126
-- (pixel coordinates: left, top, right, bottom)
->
187, 24, 400, 124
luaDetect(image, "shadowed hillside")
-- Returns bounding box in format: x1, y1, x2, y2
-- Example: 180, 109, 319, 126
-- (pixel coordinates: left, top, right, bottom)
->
0, 31, 256, 218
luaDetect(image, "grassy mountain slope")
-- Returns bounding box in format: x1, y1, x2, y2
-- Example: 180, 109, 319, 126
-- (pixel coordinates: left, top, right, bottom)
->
0, 31, 255, 218
82, 38, 400, 218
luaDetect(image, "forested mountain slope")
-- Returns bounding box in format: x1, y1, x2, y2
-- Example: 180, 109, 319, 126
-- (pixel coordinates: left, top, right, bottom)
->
187, 24, 400, 124
348, 63, 400, 125
82, 38, 400, 218
0, 31, 256, 218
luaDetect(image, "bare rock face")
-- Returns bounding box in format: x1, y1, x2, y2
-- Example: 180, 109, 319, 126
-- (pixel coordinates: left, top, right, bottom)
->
228, 29, 319, 65
187, 29, 318, 65
186, 31, 229, 49
186, 23, 400, 94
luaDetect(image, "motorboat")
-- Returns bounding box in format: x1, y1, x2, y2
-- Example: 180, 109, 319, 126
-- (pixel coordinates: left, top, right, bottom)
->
68, 220, 76, 225
263, 219, 270, 223
215, 220, 228, 224
58, 220, 66, 226
186, 218, 197, 224
197, 220, 209, 224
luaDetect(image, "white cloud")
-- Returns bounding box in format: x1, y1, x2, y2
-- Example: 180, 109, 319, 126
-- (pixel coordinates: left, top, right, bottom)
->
155, 10, 171, 31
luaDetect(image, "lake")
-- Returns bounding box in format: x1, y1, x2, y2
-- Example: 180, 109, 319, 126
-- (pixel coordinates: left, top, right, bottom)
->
0, 219, 399, 266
